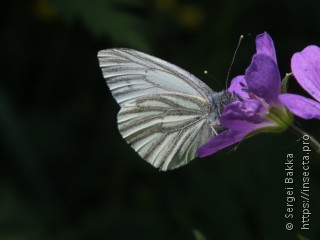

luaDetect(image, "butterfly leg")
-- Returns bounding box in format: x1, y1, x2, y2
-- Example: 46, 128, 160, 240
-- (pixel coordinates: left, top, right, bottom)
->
210, 125, 218, 136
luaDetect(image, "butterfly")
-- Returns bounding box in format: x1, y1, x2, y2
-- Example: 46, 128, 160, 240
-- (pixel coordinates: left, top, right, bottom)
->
98, 48, 232, 170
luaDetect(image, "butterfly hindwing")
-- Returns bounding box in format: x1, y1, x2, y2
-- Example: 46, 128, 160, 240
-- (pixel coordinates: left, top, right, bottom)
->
117, 93, 213, 170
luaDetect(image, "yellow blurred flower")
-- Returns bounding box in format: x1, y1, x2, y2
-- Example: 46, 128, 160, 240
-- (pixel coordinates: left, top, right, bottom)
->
33, 0, 57, 21
154, 0, 206, 30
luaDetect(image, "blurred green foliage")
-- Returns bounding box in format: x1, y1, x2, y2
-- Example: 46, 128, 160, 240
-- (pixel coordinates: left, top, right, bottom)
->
297, 235, 310, 240
0, 0, 320, 239
48, 0, 150, 50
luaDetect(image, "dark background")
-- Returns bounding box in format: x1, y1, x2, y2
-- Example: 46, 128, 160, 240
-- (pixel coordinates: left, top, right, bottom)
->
0, 0, 319, 239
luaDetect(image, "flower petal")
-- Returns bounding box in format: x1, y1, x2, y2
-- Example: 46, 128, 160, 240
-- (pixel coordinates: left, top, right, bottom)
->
227, 75, 249, 99
291, 45, 320, 102
245, 54, 281, 104
279, 93, 320, 120
197, 129, 250, 157
256, 32, 277, 64
221, 99, 270, 131
197, 99, 270, 157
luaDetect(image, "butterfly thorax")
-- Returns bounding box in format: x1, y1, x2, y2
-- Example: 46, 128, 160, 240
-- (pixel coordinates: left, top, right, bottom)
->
208, 91, 233, 134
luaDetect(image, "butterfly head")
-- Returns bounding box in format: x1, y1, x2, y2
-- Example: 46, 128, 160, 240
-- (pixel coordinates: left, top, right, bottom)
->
210, 91, 233, 117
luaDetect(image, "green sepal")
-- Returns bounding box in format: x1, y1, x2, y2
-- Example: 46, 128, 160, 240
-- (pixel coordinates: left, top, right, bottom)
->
266, 105, 293, 128
243, 105, 293, 139
281, 72, 293, 93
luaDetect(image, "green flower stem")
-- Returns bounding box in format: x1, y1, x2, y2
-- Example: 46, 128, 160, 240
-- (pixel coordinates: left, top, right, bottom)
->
289, 124, 320, 155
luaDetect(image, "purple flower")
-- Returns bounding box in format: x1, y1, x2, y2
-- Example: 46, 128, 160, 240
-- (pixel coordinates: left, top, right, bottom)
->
279, 45, 320, 120
197, 32, 293, 157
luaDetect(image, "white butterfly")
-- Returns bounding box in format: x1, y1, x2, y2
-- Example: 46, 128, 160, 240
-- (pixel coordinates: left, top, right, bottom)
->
98, 48, 232, 170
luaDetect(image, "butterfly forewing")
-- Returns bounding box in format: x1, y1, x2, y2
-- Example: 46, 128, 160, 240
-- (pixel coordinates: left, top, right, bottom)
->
98, 48, 217, 170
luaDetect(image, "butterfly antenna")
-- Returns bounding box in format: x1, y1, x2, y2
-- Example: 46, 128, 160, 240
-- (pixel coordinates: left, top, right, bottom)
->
225, 35, 244, 89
